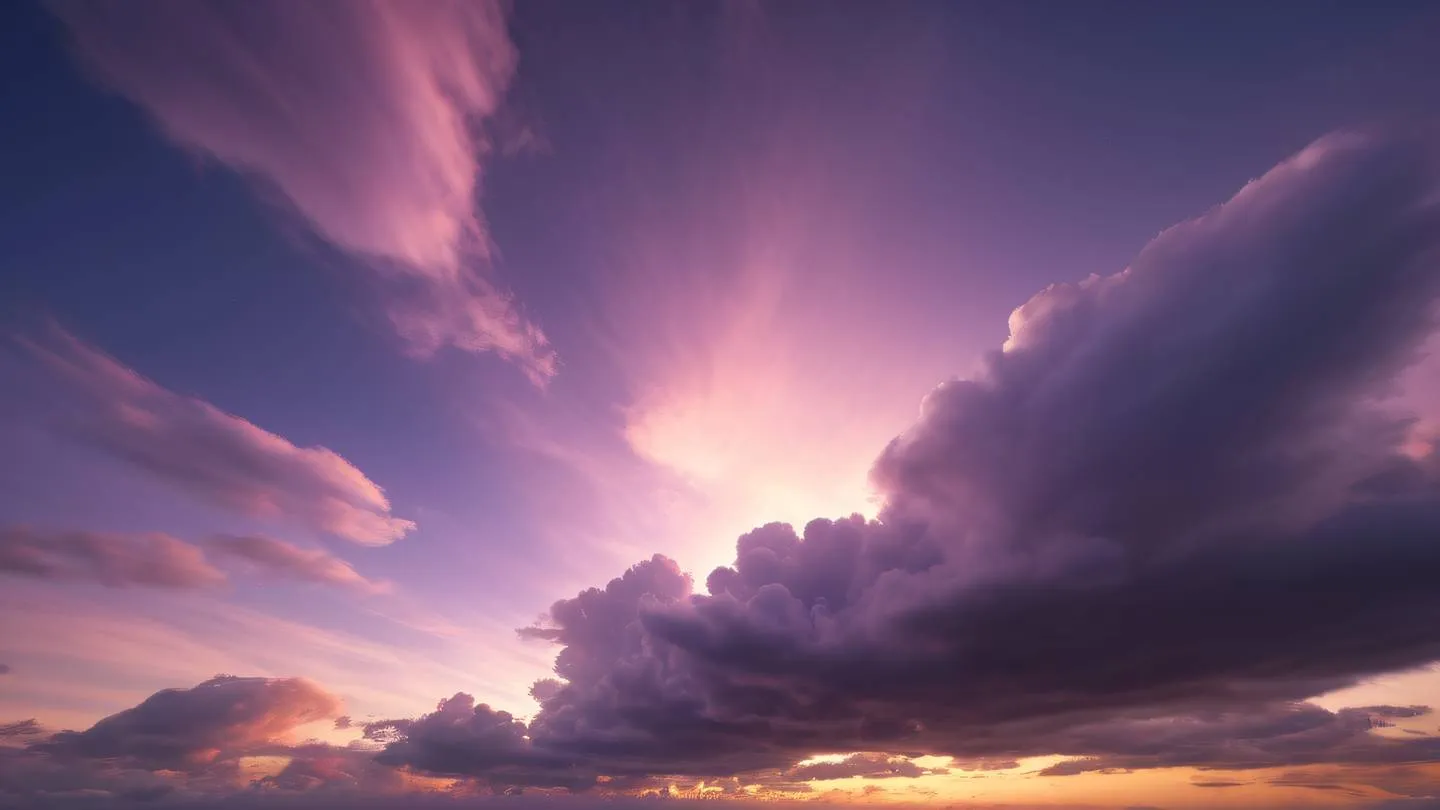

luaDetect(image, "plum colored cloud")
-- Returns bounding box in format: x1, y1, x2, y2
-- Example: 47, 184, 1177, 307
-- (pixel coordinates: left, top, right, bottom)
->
210, 535, 390, 595
0, 526, 224, 590
40, 675, 341, 770
363, 132, 1440, 785
50, 0, 555, 383
23, 328, 413, 545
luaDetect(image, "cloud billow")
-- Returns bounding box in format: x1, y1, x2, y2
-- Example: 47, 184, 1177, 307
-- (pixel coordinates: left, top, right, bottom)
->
370, 132, 1440, 784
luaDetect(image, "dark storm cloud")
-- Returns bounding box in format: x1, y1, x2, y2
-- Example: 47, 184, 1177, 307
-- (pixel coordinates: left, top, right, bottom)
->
0, 526, 225, 589
369, 131, 1440, 786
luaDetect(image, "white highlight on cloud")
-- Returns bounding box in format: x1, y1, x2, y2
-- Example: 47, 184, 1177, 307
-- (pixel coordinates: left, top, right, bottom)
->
52, 0, 555, 383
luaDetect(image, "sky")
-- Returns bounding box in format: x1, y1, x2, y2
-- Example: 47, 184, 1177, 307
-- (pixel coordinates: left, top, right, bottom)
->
5, 0, 1440, 807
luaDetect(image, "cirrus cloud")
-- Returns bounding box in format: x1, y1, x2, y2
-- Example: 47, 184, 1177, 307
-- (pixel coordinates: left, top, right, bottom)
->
21, 327, 413, 546
209, 535, 390, 596
0, 525, 225, 590
49, 0, 554, 383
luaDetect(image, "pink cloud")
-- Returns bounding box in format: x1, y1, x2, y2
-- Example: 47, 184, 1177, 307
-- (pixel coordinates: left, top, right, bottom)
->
43, 675, 342, 769
211, 535, 391, 596
51, 0, 554, 383
24, 327, 414, 545
0, 525, 225, 590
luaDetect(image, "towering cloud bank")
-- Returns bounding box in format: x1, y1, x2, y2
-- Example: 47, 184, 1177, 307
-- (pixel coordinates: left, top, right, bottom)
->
372, 133, 1440, 785
51, 0, 554, 382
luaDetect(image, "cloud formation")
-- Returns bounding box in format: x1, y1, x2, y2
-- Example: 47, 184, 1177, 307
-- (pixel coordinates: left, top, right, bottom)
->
50, 0, 554, 382
0, 526, 225, 589
23, 328, 413, 545
784, 754, 947, 781
41, 675, 341, 770
210, 535, 390, 595
370, 132, 1440, 785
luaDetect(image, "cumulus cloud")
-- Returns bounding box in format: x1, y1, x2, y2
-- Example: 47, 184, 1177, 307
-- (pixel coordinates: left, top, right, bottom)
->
370, 132, 1440, 785
0, 665, 10, 676
210, 535, 390, 595
41, 675, 341, 770
0, 526, 225, 589
50, 0, 554, 383
22, 327, 413, 545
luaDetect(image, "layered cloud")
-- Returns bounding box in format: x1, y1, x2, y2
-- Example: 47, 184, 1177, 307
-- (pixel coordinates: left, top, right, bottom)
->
363, 132, 1440, 785
50, 0, 554, 382
210, 535, 390, 595
0, 526, 225, 589
22, 328, 413, 545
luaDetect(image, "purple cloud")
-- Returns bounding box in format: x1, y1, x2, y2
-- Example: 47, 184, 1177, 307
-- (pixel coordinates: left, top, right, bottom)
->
50, 0, 555, 383
210, 535, 390, 595
0, 525, 225, 590
369, 132, 1440, 785
40, 675, 341, 770
23, 328, 414, 545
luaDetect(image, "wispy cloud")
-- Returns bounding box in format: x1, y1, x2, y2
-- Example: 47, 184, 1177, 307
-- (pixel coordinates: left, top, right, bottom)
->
22, 327, 413, 545
50, 0, 554, 383
210, 535, 390, 595
0, 525, 225, 590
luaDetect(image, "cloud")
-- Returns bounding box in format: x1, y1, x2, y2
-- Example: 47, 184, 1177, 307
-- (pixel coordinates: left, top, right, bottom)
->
22, 327, 413, 545
0, 720, 41, 741
0, 665, 9, 676
40, 675, 341, 770
50, 0, 554, 383
365, 694, 595, 791
369, 131, 1440, 785
210, 535, 390, 595
0, 526, 225, 589
1036, 704, 1440, 775
784, 753, 946, 781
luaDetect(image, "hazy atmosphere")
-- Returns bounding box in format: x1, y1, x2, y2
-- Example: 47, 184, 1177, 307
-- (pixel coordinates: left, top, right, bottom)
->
5, 1, 1440, 809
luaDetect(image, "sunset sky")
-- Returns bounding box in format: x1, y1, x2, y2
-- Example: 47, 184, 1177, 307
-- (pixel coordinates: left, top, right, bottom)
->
5, 1, 1440, 808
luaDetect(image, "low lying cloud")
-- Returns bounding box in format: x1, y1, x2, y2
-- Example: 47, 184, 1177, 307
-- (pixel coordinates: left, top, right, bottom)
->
22, 328, 413, 545
210, 535, 390, 595
40, 675, 341, 770
785, 753, 947, 781
364, 132, 1440, 786
50, 0, 554, 383
0, 526, 225, 589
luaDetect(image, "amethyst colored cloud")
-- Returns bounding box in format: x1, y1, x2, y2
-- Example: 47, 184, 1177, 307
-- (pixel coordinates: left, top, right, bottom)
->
23, 328, 413, 545
210, 535, 390, 595
40, 675, 341, 771
366, 132, 1440, 785
0, 525, 225, 589
50, 0, 555, 383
